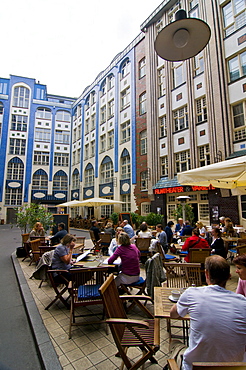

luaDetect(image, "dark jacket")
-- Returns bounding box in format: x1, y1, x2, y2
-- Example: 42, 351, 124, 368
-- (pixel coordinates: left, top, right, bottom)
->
211, 238, 227, 258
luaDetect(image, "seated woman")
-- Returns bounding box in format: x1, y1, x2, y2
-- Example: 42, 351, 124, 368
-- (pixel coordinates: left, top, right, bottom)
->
104, 221, 116, 238
210, 228, 227, 258
233, 254, 246, 296
108, 227, 123, 256
51, 234, 76, 284
29, 222, 45, 238
196, 221, 206, 238
108, 232, 140, 287
182, 228, 210, 262
138, 222, 152, 238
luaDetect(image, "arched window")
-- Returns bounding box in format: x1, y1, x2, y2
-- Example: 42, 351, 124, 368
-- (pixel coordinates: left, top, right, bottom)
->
56, 110, 71, 122
72, 168, 80, 189
108, 74, 114, 90
121, 59, 130, 78
121, 149, 131, 180
101, 80, 106, 95
7, 157, 24, 180
32, 169, 48, 189
53, 170, 68, 191
36, 107, 52, 119
84, 163, 94, 187
13, 86, 30, 108
100, 156, 113, 184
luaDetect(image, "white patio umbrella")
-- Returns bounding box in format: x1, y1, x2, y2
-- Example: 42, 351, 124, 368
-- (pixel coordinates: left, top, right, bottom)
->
177, 155, 246, 195
56, 200, 82, 207
67, 197, 124, 207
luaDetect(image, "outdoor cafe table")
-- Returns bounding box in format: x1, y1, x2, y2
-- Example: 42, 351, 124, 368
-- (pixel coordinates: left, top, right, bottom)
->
222, 237, 243, 252
154, 286, 190, 344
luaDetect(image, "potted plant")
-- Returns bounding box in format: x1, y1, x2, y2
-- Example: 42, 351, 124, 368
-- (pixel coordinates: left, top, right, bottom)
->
110, 212, 119, 227
15, 203, 54, 234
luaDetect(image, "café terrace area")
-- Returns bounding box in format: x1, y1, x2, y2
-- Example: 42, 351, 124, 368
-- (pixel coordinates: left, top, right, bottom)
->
14, 227, 240, 370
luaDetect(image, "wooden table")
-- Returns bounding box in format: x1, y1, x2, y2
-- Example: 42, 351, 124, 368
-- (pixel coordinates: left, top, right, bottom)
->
154, 286, 189, 344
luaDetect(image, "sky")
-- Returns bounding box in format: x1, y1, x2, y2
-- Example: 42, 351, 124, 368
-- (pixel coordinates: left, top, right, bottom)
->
1, 0, 163, 98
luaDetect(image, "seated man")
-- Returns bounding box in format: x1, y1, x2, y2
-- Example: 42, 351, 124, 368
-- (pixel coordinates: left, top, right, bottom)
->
50, 222, 67, 245
90, 220, 100, 241
120, 219, 135, 239
180, 221, 193, 236
170, 255, 246, 370
156, 223, 168, 253
175, 218, 184, 233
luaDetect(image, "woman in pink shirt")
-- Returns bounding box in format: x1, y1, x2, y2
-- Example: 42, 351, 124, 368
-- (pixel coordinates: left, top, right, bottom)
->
108, 232, 140, 287
233, 254, 246, 296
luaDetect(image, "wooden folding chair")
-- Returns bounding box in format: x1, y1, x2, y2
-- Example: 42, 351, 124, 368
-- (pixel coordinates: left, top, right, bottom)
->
236, 245, 246, 255
135, 237, 151, 262
69, 267, 109, 338
164, 262, 202, 344
164, 262, 202, 288
29, 239, 42, 265
99, 273, 160, 369
89, 230, 101, 253
21, 233, 31, 262
45, 269, 70, 310
99, 232, 112, 255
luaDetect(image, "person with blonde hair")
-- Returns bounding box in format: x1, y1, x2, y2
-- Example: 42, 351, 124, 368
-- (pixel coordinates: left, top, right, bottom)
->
29, 222, 45, 238
108, 232, 140, 286
108, 227, 123, 256
196, 221, 206, 238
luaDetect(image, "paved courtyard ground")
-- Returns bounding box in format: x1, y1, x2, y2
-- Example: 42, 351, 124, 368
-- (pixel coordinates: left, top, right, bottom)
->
17, 228, 239, 370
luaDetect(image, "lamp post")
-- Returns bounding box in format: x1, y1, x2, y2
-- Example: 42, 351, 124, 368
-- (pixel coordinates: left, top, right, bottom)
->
176, 196, 191, 221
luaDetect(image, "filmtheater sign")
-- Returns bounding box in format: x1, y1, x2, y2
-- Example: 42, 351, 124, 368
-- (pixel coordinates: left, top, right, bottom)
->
154, 185, 214, 195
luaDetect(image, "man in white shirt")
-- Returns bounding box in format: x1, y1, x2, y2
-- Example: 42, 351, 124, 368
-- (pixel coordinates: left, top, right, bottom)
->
170, 255, 246, 370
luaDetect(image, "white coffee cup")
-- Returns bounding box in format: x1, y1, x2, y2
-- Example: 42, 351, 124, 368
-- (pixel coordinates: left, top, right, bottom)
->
171, 290, 181, 301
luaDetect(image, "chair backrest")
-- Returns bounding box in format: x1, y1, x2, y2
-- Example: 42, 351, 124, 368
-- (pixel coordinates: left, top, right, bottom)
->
189, 248, 212, 264
192, 363, 246, 370
89, 230, 96, 242
135, 237, 151, 251
29, 238, 41, 252
30, 236, 46, 245
99, 233, 112, 244
75, 236, 85, 246
238, 231, 246, 239
164, 262, 202, 288
236, 244, 246, 255
22, 233, 30, 246
99, 273, 127, 341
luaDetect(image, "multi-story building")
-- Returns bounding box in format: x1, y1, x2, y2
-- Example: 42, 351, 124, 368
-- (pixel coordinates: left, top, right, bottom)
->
0, 75, 75, 223
0, 0, 246, 226
141, 0, 246, 226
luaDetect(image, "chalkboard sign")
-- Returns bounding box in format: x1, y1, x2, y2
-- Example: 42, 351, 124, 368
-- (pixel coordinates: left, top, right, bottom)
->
52, 214, 70, 235
119, 213, 132, 226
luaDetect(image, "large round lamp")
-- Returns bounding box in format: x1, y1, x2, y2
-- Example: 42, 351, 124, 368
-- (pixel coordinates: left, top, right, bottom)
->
154, 9, 211, 61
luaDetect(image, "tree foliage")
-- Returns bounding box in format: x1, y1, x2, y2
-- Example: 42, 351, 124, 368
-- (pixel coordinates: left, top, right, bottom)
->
15, 203, 54, 233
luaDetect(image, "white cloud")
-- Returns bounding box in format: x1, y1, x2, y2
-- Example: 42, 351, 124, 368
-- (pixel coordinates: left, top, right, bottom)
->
1, 0, 162, 97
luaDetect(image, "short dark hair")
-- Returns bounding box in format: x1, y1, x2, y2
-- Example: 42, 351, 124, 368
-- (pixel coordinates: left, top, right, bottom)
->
213, 227, 221, 237
156, 224, 163, 230
58, 222, 65, 229
91, 220, 97, 226
167, 221, 174, 227
205, 255, 230, 287
140, 223, 148, 232
192, 228, 200, 236
233, 254, 246, 268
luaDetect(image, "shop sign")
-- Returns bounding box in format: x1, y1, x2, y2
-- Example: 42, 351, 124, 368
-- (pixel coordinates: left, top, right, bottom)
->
154, 185, 214, 195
